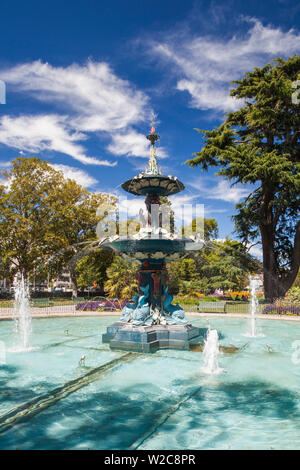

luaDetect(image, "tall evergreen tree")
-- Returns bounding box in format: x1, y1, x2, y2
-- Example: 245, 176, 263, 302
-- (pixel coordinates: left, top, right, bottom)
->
76, 249, 114, 292
186, 56, 300, 301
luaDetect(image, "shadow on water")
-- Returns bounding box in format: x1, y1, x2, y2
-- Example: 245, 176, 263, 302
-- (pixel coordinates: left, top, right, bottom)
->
169, 380, 300, 449
0, 376, 299, 450
0, 363, 65, 410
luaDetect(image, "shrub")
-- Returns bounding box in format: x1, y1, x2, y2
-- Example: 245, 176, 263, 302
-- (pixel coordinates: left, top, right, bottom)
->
285, 287, 300, 305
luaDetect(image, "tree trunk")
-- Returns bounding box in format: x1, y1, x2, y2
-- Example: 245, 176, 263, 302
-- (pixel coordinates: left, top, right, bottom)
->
260, 183, 277, 302
261, 223, 276, 302
69, 268, 78, 298
261, 220, 300, 302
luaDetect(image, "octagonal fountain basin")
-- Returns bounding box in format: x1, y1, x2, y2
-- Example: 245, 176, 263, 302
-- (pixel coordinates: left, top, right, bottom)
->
1, 315, 300, 450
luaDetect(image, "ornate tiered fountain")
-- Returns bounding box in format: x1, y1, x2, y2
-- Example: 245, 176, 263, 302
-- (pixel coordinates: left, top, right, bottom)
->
100, 122, 204, 352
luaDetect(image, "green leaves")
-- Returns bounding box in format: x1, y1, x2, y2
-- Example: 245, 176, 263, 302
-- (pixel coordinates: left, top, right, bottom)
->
76, 249, 114, 290
197, 239, 257, 292
0, 157, 116, 285
104, 256, 138, 299
186, 55, 300, 300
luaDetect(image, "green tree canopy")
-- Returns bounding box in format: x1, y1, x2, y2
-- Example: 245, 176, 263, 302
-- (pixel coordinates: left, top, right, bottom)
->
199, 238, 259, 292
168, 237, 258, 296
168, 217, 220, 295
0, 157, 116, 295
75, 249, 114, 292
168, 258, 197, 294
104, 256, 138, 299
186, 56, 300, 300
184, 217, 218, 240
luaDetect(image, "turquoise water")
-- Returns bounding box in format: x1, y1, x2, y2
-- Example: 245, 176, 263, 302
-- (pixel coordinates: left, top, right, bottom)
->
0, 315, 300, 449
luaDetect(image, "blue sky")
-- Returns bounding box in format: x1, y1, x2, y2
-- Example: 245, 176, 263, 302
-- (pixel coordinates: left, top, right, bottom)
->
0, 0, 299, 256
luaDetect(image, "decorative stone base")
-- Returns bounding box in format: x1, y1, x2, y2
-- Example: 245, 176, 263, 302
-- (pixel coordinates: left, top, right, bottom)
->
102, 322, 206, 353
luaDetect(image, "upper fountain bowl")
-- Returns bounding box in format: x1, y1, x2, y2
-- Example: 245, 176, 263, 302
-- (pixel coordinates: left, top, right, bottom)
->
121, 173, 185, 197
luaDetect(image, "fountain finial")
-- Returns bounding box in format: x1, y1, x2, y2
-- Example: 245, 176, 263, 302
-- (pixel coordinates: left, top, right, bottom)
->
150, 112, 156, 134
146, 112, 160, 175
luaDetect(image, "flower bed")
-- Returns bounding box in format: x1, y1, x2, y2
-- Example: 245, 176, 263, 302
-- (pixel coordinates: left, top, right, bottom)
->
75, 299, 126, 311
263, 304, 300, 316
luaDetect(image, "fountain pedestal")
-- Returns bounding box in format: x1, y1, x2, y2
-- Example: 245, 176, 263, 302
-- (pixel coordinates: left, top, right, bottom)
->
103, 322, 205, 353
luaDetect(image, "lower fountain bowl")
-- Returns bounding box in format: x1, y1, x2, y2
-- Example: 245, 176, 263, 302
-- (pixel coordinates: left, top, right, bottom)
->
102, 238, 189, 261
108, 238, 186, 254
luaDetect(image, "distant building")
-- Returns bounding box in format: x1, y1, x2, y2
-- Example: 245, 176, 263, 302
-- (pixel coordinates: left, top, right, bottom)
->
53, 271, 72, 291
0, 278, 8, 289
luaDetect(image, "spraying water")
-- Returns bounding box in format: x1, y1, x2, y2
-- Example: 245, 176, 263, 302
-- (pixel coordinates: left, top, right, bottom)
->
202, 327, 223, 374
13, 275, 32, 351
245, 277, 264, 338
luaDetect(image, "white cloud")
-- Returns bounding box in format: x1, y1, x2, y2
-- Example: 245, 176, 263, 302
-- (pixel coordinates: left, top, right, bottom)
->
204, 206, 229, 215
0, 115, 116, 166
0, 160, 12, 168
206, 180, 249, 203
169, 193, 197, 209
169, 193, 201, 224
247, 243, 263, 259
189, 178, 250, 203
118, 196, 145, 217
0, 60, 150, 162
1, 60, 148, 132
151, 19, 300, 112
50, 163, 98, 188
107, 129, 168, 159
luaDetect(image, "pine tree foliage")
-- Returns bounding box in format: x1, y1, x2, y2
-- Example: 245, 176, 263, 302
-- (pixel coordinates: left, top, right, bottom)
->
186, 56, 300, 300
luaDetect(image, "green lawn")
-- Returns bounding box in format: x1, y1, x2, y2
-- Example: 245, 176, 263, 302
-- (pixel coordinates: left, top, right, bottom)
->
0, 299, 75, 308
182, 302, 253, 313
0, 299, 260, 314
